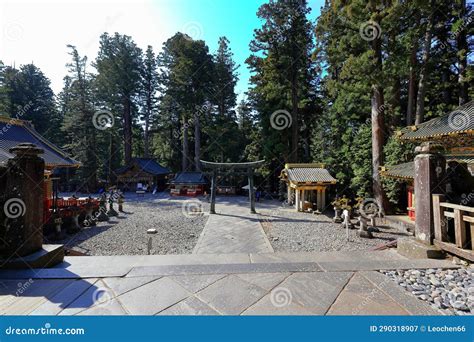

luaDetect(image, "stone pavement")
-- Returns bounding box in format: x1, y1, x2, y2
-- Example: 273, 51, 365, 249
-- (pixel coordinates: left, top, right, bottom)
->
193, 197, 273, 254
0, 250, 459, 315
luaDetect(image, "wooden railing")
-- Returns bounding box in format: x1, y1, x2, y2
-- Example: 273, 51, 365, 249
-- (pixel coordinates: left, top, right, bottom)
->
432, 194, 474, 261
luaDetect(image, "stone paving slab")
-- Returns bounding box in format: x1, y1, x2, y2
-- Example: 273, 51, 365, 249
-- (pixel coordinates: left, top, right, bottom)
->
242, 293, 314, 315
158, 296, 219, 315
30, 278, 98, 315
125, 262, 321, 277
327, 273, 409, 315
1, 279, 73, 315
118, 277, 190, 315
193, 199, 273, 254
58, 279, 110, 315
276, 272, 353, 315
196, 275, 267, 315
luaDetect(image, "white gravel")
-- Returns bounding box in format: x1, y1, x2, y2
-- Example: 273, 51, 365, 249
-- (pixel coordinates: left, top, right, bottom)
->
381, 268, 474, 315
57, 193, 209, 255
259, 202, 411, 252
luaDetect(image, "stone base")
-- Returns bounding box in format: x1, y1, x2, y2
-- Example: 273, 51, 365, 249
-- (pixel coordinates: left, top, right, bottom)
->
358, 230, 373, 238
397, 237, 445, 259
0, 244, 64, 269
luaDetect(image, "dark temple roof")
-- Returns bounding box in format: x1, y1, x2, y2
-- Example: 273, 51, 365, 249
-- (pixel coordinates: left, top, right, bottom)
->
381, 154, 474, 180
0, 117, 80, 168
398, 101, 474, 141
169, 172, 207, 185
115, 158, 170, 176
281, 163, 337, 184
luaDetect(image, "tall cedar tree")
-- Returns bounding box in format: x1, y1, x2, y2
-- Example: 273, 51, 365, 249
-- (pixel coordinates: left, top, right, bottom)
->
140, 45, 159, 157
94, 33, 143, 165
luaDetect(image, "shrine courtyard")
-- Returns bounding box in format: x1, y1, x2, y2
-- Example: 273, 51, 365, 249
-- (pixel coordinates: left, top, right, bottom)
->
1, 194, 472, 316
55, 194, 409, 256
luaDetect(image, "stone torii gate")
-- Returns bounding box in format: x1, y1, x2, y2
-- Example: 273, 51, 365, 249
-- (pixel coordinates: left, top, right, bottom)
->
200, 160, 265, 214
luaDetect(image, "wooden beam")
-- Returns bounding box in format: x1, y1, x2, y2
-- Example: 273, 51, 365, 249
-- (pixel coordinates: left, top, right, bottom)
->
434, 239, 474, 262
433, 194, 447, 241
454, 209, 467, 248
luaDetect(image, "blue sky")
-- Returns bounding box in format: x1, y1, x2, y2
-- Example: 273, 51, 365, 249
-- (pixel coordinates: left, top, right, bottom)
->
0, 0, 323, 99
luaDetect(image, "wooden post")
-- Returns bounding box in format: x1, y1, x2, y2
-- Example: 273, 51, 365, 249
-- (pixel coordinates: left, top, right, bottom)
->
210, 171, 217, 214
248, 171, 256, 214
295, 188, 300, 211
454, 209, 467, 248
321, 187, 326, 211
432, 194, 446, 241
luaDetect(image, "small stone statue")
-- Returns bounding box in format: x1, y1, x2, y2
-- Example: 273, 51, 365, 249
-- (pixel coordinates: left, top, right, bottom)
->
358, 216, 373, 238
118, 192, 125, 212
97, 193, 109, 222
107, 192, 119, 217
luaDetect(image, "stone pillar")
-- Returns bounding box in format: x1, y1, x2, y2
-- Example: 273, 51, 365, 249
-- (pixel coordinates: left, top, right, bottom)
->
3, 143, 45, 257
210, 171, 217, 214
248, 171, 256, 214
414, 142, 446, 244
287, 185, 292, 205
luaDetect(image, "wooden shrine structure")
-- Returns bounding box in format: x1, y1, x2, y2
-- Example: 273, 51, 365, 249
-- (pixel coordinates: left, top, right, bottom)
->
280, 163, 337, 212
200, 160, 265, 214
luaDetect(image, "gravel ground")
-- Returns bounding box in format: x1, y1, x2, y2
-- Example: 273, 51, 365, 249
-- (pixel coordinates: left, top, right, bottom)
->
259, 203, 411, 252
57, 193, 209, 256
381, 268, 474, 315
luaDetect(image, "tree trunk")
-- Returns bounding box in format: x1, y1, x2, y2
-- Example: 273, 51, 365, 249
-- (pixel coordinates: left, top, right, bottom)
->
290, 68, 299, 162
144, 108, 150, 158
415, 3, 434, 125
181, 116, 189, 171
194, 110, 201, 171
457, 0, 469, 105
123, 97, 133, 164
406, 12, 420, 126
371, 28, 388, 213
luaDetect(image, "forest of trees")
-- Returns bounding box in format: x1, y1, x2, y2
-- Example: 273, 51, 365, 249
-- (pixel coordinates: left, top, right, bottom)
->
0, 0, 472, 212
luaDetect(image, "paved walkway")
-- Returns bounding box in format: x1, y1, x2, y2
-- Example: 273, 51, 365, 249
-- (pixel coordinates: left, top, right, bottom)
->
193, 197, 273, 254
0, 251, 460, 315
